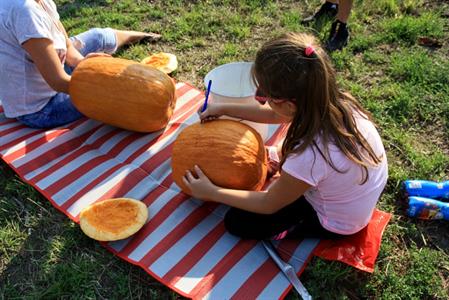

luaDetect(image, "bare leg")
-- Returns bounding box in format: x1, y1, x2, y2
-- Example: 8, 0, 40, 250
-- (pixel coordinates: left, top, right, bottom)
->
336, 0, 353, 23
114, 30, 161, 48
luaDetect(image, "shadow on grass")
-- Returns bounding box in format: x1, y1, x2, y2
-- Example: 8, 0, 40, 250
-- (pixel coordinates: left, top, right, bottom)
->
0, 211, 176, 299
0, 162, 181, 299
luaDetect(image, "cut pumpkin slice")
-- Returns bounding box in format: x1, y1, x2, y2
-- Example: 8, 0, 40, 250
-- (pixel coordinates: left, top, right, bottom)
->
79, 198, 148, 241
141, 52, 178, 74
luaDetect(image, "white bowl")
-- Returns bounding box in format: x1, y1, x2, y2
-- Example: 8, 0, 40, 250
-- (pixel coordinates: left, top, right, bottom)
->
204, 62, 268, 141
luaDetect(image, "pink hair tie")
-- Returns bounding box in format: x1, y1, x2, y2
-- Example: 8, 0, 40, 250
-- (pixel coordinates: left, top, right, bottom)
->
305, 45, 315, 57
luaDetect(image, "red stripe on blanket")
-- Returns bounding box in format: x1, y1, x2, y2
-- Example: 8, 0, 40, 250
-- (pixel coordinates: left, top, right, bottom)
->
0, 130, 44, 153
60, 163, 122, 211
119, 190, 190, 257
43, 130, 140, 196
104, 93, 203, 166
0, 119, 91, 154
29, 128, 123, 183
231, 241, 299, 299
15, 123, 102, 175
4, 118, 90, 163
0, 118, 18, 127
138, 202, 219, 267
0, 124, 28, 137
142, 176, 173, 206
163, 222, 227, 285
174, 83, 191, 99
189, 239, 259, 299
172, 85, 202, 119
77, 168, 149, 215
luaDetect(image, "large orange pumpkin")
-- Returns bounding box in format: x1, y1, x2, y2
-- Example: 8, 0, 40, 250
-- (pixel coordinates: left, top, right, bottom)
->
171, 120, 267, 195
69, 57, 176, 132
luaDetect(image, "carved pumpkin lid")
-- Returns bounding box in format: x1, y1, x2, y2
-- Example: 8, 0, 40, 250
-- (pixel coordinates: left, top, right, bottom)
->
79, 198, 148, 241
141, 52, 178, 74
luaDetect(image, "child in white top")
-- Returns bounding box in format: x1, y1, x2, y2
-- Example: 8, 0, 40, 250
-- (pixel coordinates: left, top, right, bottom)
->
0, 0, 161, 128
183, 32, 388, 240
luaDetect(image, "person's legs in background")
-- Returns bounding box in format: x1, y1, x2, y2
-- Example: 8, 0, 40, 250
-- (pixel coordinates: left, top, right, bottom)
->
302, 0, 339, 24
114, 30, 161, 48
326, 0, 352, 51
301, 0, 352, 52
70, 27, 118, 57
63, 27, 119, 77
70, 27, 161, 59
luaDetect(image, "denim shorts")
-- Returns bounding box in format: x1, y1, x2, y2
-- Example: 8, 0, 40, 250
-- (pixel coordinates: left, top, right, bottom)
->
17, 28, 117, 129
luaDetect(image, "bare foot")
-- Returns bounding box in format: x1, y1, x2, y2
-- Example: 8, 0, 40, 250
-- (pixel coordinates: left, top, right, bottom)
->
114, 30, 162, 48
139, 32, 162, 43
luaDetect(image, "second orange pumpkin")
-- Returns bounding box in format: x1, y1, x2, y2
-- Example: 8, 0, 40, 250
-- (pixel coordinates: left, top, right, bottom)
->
171, 120, 267, 195
69, 57, 176, 132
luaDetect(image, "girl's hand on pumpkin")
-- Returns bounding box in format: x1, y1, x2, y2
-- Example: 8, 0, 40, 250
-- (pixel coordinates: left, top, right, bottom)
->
73, 52, 112, 67
182, 165, 218, 200
265, 146, 281, 179
198, 103, 223, 123
84, 52, 112, 60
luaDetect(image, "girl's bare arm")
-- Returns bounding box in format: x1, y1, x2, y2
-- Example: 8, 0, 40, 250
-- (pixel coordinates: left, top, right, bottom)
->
184, 166, 311, 214
200, 102, 291, 124
65, 37, 85, 67
22, 38, 71, 93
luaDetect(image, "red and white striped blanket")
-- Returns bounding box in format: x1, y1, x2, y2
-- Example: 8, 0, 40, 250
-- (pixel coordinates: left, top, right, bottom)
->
0, 83, 321, 299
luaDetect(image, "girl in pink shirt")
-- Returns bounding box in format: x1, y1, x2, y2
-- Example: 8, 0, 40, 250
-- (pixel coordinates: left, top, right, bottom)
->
183, 32, 388, 240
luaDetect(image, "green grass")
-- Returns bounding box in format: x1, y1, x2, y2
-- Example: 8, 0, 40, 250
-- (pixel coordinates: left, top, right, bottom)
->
1, 0, 449, 299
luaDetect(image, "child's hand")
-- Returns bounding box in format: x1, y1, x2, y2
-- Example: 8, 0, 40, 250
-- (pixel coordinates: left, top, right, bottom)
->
84, 52, 112, 60
73, 53, 112, 68
198, 103, 223, 123
182, 165, 218, 200
265, 146, 281, 179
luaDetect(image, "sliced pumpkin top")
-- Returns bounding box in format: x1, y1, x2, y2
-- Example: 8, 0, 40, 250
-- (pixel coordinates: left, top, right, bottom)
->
81, 198, 142, 234
141, 52, 178, 74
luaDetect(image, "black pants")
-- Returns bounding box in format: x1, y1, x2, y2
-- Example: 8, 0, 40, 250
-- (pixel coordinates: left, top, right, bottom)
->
224, 196, 347, 240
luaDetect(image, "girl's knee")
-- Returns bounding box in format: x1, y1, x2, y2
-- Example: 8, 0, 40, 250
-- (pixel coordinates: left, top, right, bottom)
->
224, 210, 266, 239
100, 28, 118, 54
84, 28, 117, 54
88, 27, 104, 39
224, 211, 241, 235
224, 210, 249, 238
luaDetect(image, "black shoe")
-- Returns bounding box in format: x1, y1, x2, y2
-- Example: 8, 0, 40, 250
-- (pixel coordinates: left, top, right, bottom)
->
302, 1, 338, 25
325, 20, 349, 51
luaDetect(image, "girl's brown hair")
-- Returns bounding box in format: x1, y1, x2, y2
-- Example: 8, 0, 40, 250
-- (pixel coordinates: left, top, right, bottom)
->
253, 32, 382, 183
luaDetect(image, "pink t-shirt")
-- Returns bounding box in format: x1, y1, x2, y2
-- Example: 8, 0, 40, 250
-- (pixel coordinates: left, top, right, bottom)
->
282, 114, 388, 235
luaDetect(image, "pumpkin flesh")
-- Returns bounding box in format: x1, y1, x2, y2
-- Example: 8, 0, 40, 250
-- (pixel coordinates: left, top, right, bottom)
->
79, 198, 148, 241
